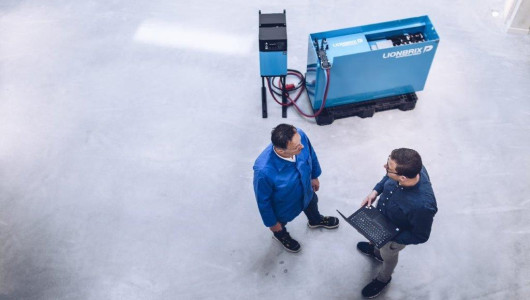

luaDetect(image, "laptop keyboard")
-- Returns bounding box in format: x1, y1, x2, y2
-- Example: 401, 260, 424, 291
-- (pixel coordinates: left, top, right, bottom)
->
351, 210, 394, 244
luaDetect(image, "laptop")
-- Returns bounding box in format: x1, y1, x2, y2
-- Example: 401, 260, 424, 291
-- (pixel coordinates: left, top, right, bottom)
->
337, 206, 400, 248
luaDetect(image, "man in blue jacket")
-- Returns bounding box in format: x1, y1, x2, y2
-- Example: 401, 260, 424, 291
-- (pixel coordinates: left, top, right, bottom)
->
253, 124, 339, 253
357, 148, 437, 298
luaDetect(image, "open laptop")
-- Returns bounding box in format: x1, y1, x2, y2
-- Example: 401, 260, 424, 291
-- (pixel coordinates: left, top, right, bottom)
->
337, 206, 400, 248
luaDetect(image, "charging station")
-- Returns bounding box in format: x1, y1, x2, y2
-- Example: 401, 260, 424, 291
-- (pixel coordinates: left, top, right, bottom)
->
258, 14, 439, 125
259, 10, 288, 118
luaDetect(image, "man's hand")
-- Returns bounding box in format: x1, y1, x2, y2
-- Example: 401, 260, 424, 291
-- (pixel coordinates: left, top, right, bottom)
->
361, 190, 378, 207
311, 178, 320, 192
269, 222, 282, 232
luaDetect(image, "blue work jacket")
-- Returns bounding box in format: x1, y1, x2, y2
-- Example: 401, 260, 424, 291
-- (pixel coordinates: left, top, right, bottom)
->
253, 129, 322, 227
374, 166, 438, 245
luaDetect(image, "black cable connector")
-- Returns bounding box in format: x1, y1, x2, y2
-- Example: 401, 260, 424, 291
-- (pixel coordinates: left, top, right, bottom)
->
318, 49, 331, 69
314, 38, 331, 69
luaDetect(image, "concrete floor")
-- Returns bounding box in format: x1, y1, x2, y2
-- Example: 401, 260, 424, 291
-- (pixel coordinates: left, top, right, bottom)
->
1, 0, 529, 299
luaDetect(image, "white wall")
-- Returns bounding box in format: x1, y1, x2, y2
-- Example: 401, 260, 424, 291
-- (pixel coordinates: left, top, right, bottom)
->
505, 0, 530, 34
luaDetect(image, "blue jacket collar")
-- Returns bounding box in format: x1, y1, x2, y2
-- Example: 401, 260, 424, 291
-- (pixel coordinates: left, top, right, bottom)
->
267, 145, 295, 172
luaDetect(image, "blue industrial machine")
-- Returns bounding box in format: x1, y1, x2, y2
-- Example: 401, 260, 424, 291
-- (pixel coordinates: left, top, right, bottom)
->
306, 15, 440, 125
259, 10, 288, 118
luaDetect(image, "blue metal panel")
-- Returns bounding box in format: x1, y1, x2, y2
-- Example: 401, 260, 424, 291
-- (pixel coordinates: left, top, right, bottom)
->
325, 33, 371, 64
260, 51, 287, 76
306, 16, 439, 110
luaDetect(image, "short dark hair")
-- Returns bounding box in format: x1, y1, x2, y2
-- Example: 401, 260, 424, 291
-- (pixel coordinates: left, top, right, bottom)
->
271, 124, 297, 149
390, 148, 422, 178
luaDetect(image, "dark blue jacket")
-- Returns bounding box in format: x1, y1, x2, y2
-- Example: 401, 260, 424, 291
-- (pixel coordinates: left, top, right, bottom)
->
253, 129, 321, 227
374, 166, 437, 245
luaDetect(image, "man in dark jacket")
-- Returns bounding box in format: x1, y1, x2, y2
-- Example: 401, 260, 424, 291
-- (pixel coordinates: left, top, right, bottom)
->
357, 148, 437, 298
253, 124, 339, 253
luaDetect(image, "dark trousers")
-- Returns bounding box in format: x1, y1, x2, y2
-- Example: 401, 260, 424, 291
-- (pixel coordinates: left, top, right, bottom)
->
274, 192, 322, 239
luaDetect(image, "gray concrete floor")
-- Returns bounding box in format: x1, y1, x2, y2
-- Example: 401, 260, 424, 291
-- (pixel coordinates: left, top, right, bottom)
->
1, 0, 529, 299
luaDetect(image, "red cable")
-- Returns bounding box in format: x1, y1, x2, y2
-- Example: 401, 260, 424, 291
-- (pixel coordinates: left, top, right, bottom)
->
267, 72, 304, 106
267, 69, 330, 118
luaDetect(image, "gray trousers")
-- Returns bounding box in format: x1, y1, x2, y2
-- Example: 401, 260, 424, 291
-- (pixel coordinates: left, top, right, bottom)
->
374, 241, 406, 282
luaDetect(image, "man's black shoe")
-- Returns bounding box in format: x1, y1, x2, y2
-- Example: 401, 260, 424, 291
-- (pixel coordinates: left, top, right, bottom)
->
273, 232, 301, 253
362, 277, 391, 298
357, 242, 383, 262
307, 215, 339, 229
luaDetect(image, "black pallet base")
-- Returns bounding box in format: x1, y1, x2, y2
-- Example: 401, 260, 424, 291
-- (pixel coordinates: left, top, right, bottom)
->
314, 93, 418, 125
